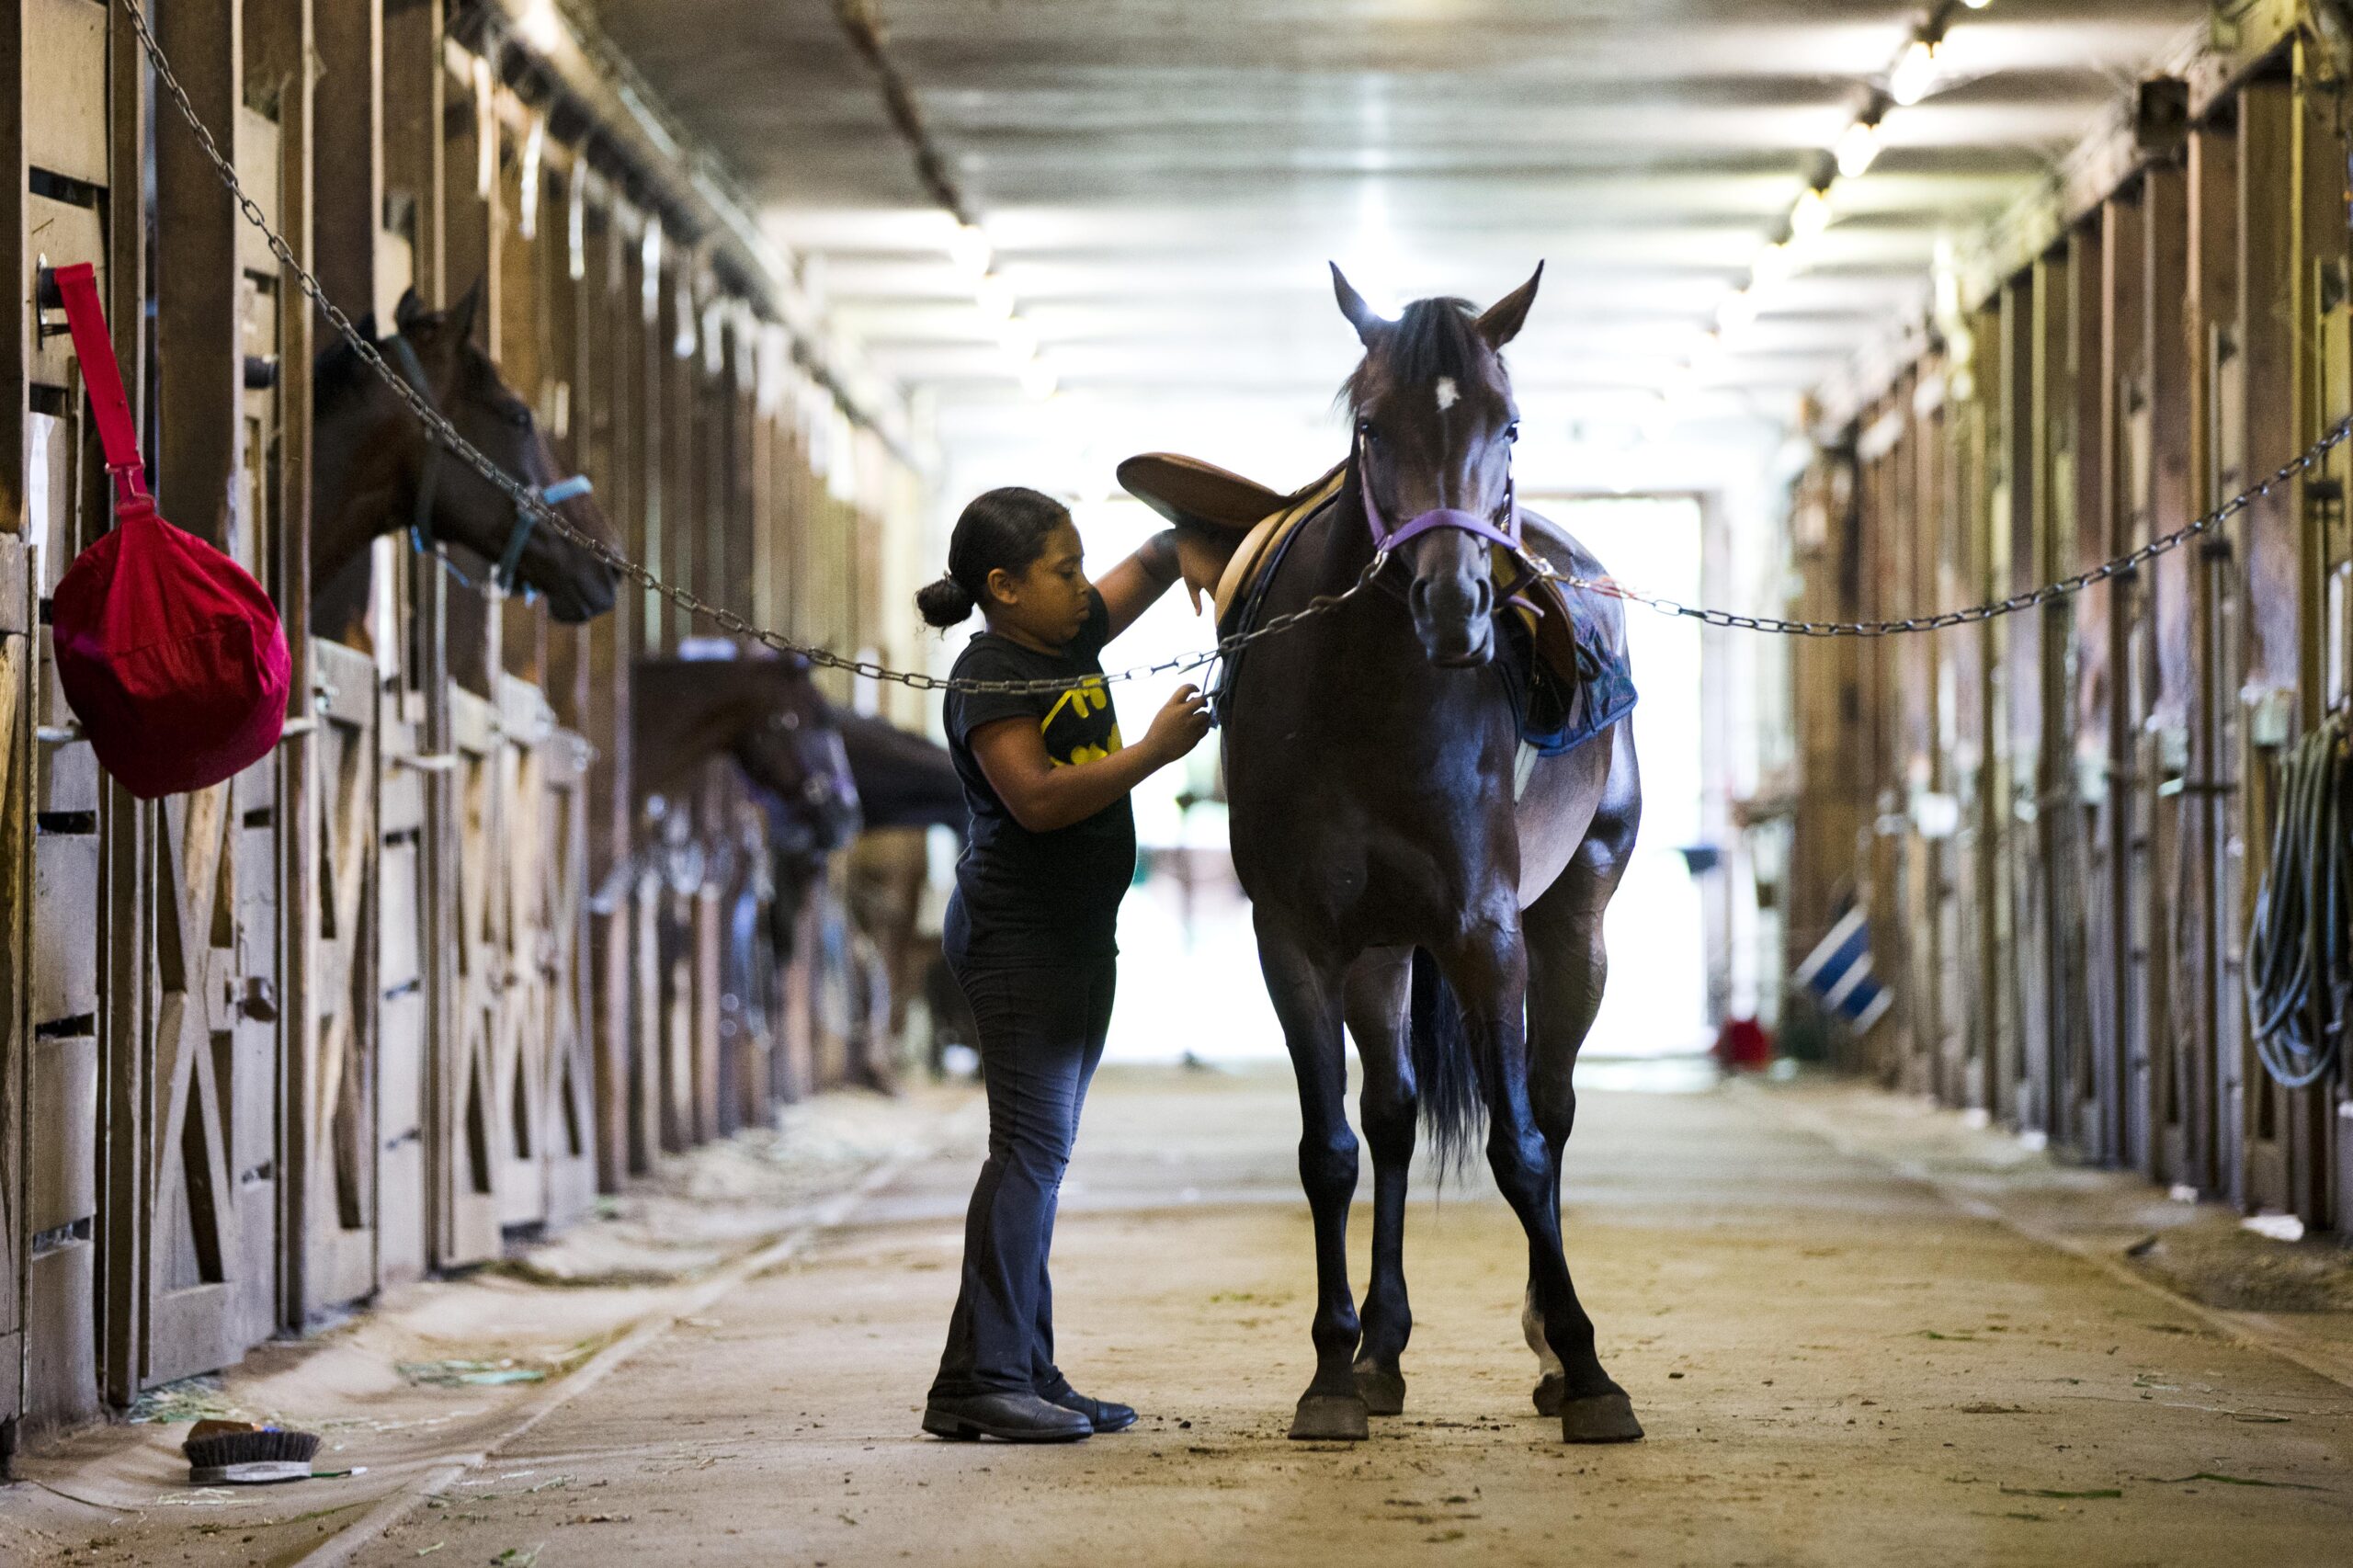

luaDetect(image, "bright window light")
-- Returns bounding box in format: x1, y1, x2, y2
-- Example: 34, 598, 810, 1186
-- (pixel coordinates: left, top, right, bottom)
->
1961, 0, 1992, 9
1835, 119, 1881, 178
1718, 289, 1758, 334
1000, 318, 1039, 362
976, 274, 1015, 321
1020, 360, 1057, 401
1890, 39, 1938, 107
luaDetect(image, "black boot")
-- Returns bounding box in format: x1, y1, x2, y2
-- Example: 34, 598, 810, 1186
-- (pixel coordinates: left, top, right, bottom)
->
922, 1392, 1093, 1443
1040, 1382, 1137, 1434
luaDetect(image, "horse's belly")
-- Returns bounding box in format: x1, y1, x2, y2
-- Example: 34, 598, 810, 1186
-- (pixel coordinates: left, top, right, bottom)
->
1511, 732, 1611, 904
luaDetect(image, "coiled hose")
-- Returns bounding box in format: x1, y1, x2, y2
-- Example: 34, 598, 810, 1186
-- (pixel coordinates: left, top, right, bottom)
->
2245, 710, 2353, 1089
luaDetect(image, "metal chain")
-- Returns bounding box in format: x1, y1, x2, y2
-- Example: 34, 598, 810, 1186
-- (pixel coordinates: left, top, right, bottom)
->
1535, 416, 2353, 637
119, 0, 2353, 687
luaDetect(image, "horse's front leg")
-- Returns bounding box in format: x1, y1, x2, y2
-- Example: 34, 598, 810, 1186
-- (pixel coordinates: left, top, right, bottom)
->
1441, 908, 1643, 1445
1257, 912, 1369, 1442
1344, 949, 1415, 1416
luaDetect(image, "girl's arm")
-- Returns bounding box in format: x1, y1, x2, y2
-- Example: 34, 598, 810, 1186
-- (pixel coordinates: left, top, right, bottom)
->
1098, 528, 1245, 639
1095, 529, 1183, 639
969, 684, 1211, 833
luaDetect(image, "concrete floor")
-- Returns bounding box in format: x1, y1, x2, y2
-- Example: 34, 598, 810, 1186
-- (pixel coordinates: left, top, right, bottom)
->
14, 1065, 2353, 1565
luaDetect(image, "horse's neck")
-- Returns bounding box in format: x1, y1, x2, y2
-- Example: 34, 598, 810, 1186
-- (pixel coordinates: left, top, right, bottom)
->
633, 680, 748, 800
310, 405, 407, 585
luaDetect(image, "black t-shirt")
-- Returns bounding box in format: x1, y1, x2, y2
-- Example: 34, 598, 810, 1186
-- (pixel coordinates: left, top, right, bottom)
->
942, 590, 1136, 968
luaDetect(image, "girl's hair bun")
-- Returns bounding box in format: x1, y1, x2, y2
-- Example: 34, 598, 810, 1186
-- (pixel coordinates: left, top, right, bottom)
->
915, 573, 977, 628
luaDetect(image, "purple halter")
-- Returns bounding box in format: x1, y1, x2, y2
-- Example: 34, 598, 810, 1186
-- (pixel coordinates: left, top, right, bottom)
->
1357, 434, 1537, 601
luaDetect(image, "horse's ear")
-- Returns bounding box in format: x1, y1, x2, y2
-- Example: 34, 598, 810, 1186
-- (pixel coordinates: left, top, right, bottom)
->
1330, 262, 1384, 347
1474, 262, 1543, 350
392, 288, 427, 334
448, 275, 485, 346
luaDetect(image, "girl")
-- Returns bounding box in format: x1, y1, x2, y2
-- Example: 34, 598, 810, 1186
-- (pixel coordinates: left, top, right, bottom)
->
916, 486, 1214, 1443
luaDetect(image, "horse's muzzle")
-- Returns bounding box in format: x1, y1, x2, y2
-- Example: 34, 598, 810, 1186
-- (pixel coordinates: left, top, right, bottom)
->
1411, 574, 1495, 666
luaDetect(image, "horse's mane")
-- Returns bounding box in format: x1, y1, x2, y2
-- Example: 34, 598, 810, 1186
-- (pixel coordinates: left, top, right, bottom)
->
314, 328, 380, 414
1338, 295, 1487, 414
314, 313, 489, 415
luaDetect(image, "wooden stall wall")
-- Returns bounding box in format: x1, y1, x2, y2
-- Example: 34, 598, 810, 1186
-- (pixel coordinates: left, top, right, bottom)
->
2, 0, 923, 1452
1790, 28, 2353, 1234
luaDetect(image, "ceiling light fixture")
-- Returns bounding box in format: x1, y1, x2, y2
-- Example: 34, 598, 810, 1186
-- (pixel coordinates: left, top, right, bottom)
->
517, 0, 567, 52
1835, 118, 1882, 178
1890, 38, 1938, 107
948, 221, 992, 279
1790, 186, 1834, 241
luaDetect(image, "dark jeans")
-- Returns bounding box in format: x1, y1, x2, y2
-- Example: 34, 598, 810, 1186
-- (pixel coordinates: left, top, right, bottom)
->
928, 952, 1116, 1400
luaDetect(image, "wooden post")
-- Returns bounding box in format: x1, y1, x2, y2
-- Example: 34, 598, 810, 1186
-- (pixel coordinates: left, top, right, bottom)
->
2236, 73, 2297, 1217
2141, 153, 2195, 1187
2183, 122, 2234, 1199
2105, 189, 2147, 1168
247, 0, 322, 1334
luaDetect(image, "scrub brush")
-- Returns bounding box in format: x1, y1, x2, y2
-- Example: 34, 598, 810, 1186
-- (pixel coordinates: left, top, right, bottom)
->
183, 1419, 322, 1484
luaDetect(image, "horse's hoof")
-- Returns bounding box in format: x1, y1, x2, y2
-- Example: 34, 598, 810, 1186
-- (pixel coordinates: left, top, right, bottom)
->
1289, 1392, 1371, 1441
1559, 1391, 1644, 1444
1353, 1366, 1406, 1416
1532, 1373, 1565, 1417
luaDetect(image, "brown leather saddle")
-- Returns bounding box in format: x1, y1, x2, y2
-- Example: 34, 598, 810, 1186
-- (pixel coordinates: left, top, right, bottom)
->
1115, 450, 1615, 699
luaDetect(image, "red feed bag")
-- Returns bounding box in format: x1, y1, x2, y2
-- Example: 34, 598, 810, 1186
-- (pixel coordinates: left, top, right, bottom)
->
49, 263, 290, 800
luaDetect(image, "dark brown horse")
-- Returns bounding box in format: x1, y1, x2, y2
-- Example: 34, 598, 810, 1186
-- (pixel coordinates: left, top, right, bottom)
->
1222, 266, 1643, 1445
311, 279, 621, 639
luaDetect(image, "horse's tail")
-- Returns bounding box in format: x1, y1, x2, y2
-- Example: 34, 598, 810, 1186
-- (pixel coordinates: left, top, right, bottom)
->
1409, 948, 1484, 1176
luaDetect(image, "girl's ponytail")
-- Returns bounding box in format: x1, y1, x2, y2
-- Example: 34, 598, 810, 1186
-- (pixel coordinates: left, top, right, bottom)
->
915, 574, 977, 628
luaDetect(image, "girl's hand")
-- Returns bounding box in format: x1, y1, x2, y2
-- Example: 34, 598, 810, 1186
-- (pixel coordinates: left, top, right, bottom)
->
1141, 685, 1212, 761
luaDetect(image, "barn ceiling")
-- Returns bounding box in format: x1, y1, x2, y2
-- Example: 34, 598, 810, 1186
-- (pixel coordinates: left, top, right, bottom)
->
577, 0, 2210, 486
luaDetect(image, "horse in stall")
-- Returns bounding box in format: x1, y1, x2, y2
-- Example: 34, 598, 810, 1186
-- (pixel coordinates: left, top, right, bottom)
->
1145, 266, 1645, 1445
831, 710, 971, 1078
632, 651, 863, 1117
630, 652, 967, 1096
311, 278, 621, 636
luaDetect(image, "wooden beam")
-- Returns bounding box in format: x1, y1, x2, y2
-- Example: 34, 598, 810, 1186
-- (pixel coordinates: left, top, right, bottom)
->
313, 0, 382, 323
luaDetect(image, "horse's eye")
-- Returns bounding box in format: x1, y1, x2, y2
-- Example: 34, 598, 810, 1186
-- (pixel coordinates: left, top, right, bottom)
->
1506, 421, 1520, 443
506, 405, 533, 429
1356, 419, 1378, 445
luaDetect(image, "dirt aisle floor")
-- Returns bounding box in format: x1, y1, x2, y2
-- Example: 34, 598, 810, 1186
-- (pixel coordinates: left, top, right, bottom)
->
312, 1064, 2352, 1568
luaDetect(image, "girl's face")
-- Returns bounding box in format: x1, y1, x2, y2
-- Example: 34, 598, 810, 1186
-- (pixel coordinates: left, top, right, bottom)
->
985, 521, 1092, 650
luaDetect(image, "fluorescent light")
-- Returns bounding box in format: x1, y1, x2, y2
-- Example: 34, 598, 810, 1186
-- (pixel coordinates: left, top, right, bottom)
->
948, 222, 992, 278
1890, 39, 1937, 107
1790, 187, 1833, 240
1835, 119, 1881, 178
1961, 0, 1991, 8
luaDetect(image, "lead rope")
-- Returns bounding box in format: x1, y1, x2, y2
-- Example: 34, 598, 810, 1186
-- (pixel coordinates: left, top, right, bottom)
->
116, 0, 2353, 691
